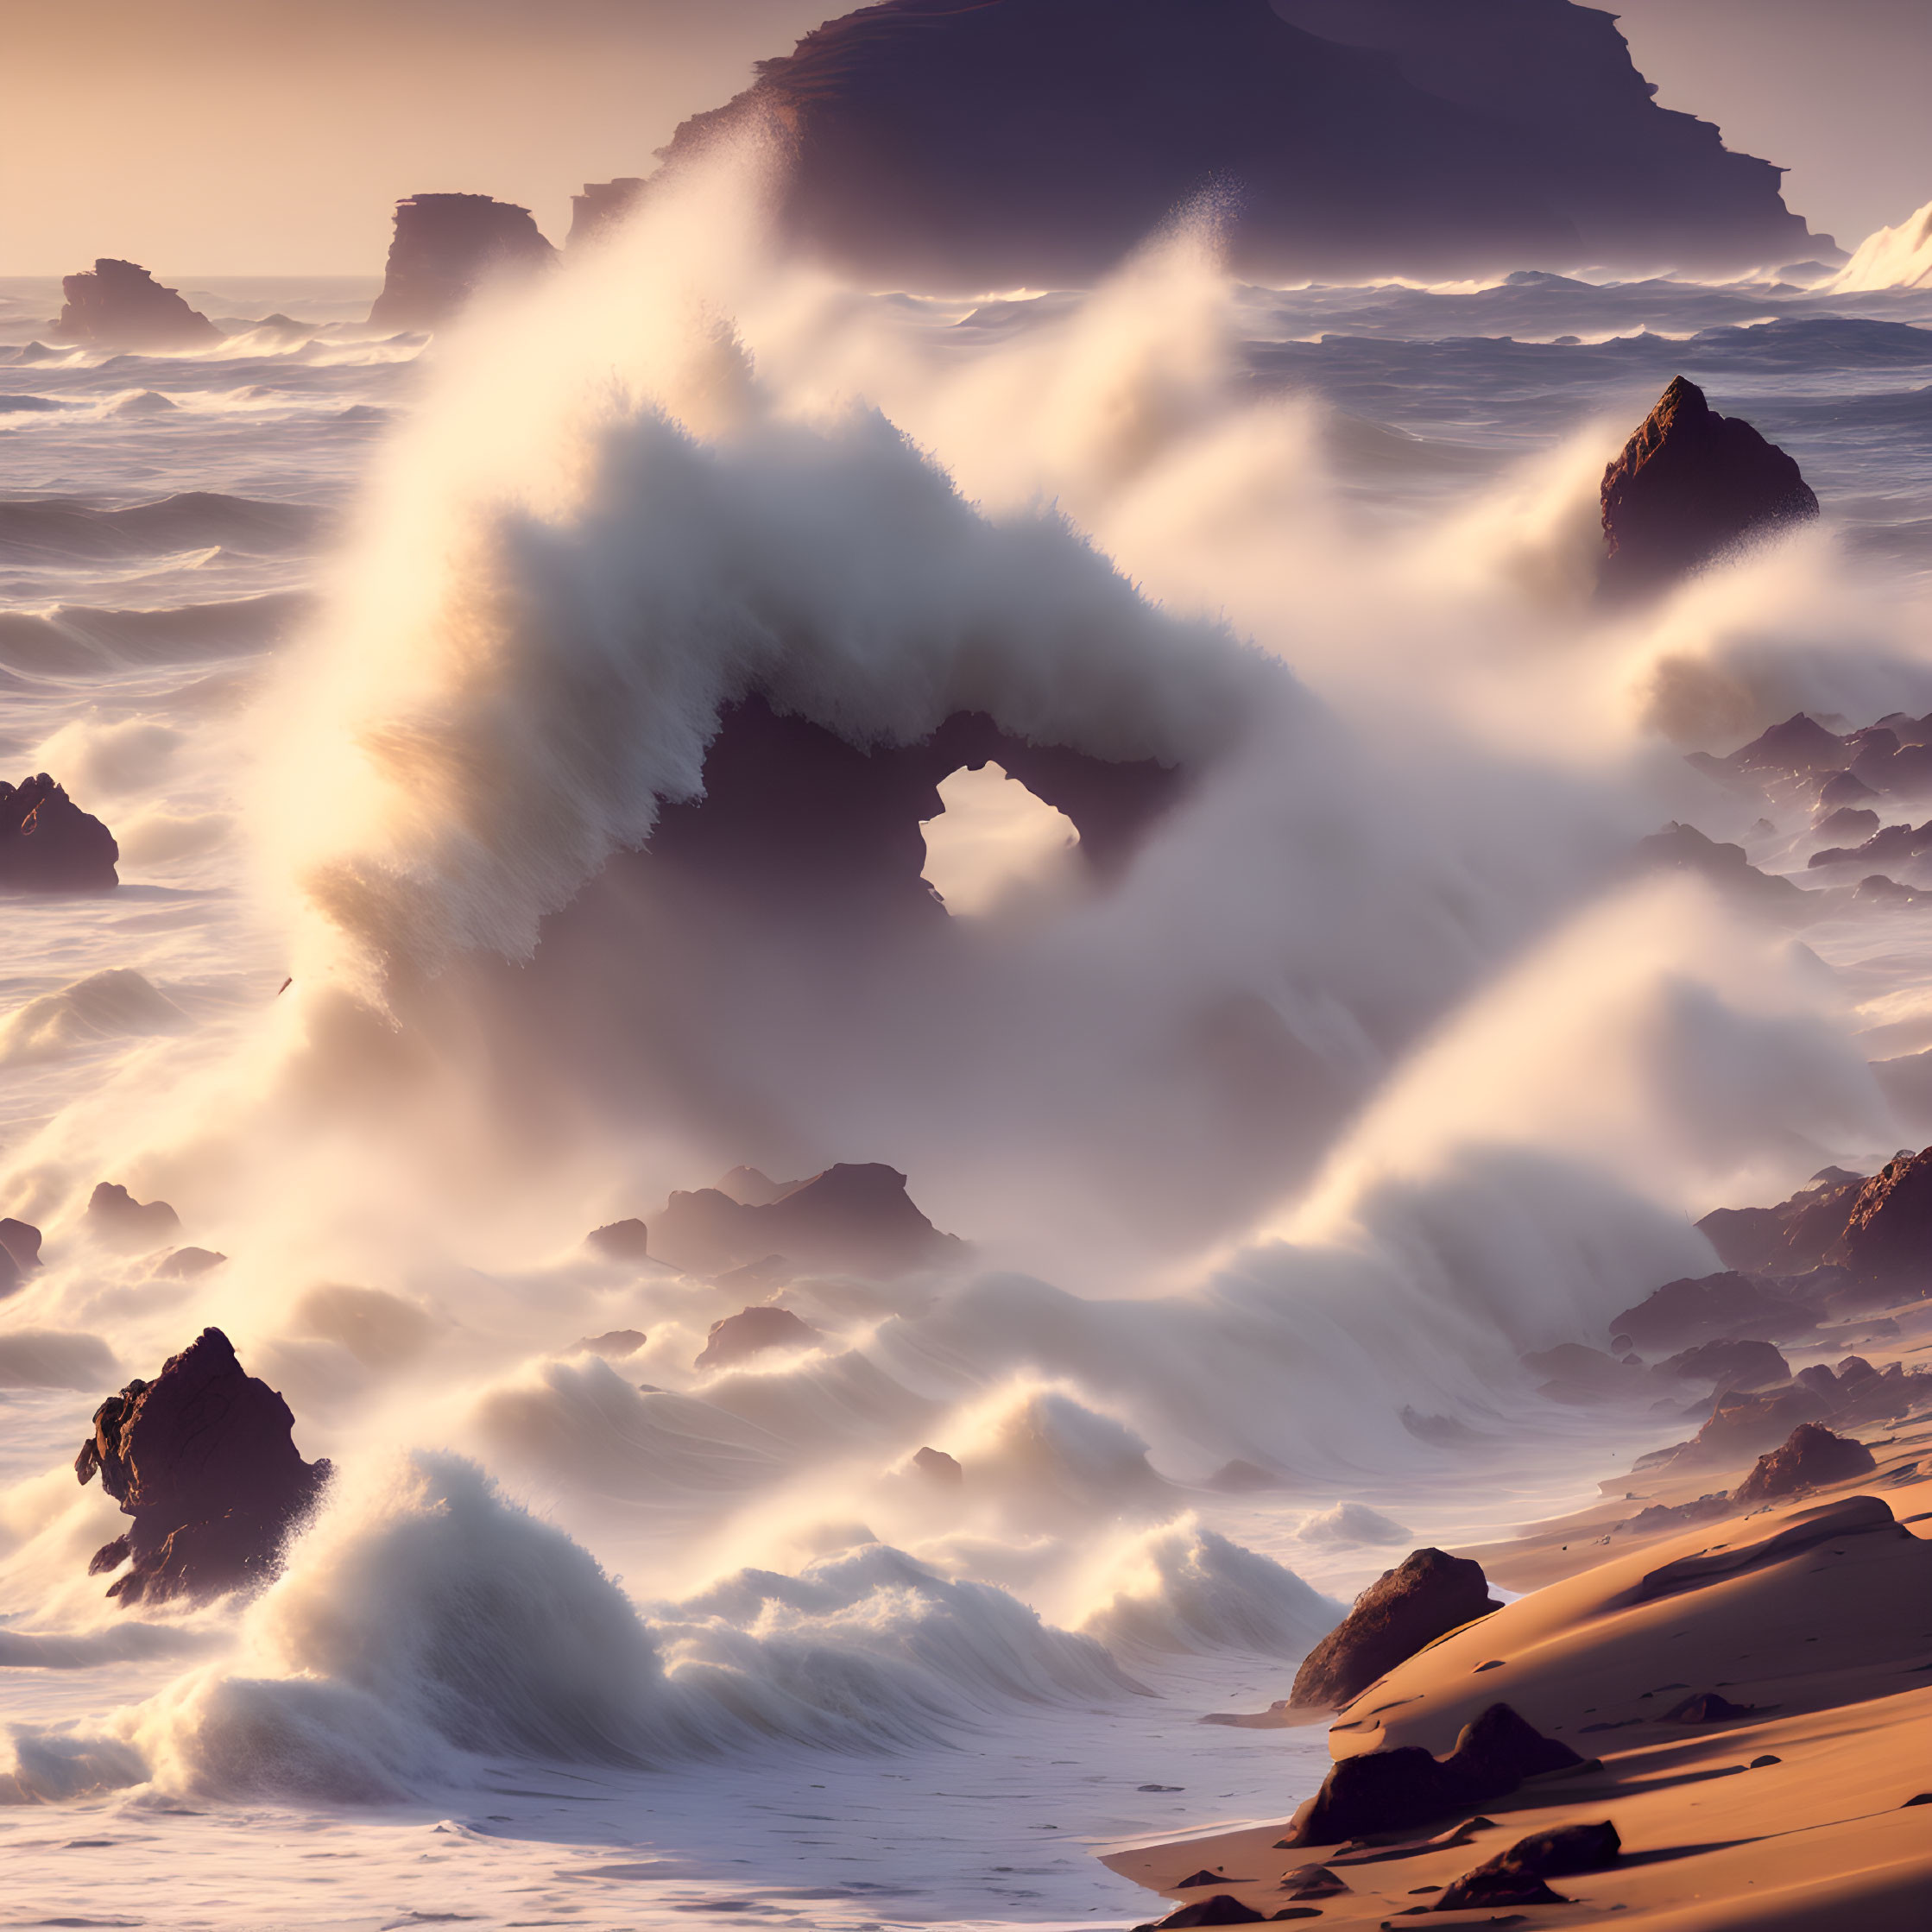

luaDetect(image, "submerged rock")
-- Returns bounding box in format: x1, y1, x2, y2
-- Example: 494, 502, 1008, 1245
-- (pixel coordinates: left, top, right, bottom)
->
1280, 1704, 1582, 1847
651, 1162, 965, 1279
0, 774, 118, 891
694, 1304, 820, 1372
1601, 376, 1818, 597
51, 259, 219, 352
1288, 1547, 1501, 1708
1732, 1421, 1876, 1502
74, 1327, 330, 1605
367, 193, 557, 331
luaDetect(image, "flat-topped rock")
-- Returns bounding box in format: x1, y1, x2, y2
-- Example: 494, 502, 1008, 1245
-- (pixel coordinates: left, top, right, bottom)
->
51, 259, 219, 352
367, 193, 556, 331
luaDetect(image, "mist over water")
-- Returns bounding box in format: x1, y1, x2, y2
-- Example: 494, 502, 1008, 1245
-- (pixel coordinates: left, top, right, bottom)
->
5, 145, 1932, 1925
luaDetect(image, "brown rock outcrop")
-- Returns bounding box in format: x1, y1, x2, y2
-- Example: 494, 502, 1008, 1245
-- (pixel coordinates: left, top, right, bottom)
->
367, 194, 557, 331
1660, 1336, 1790, 1391
74, 1327, 330, 1605
1732, 1422, 1877, 1502
1827, 1147, 1932, 1289
1, 774, 118, 891
694, 1304, 820, 1372
1601, 377, 1818, 598
1695, 1171, 1868, 1278
1608, 1271, 1809, 1352
651, 1161, 965, 1279
1288, 1548, 1501, 1709
1435, 1820, 1619, 1910
1280, 1703, 1582, 1847
51, 260, 219, 352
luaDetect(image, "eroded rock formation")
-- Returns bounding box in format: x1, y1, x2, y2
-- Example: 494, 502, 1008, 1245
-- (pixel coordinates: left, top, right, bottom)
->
1288, 1547, 1501, 1708
367, 194, 557, 331
1732, 1421, 1877, 1502
1830, 1148, 1932, 1288
51, 260, 219, 352
568, 178, 647, 249
652, 0, 1815, 290
86, 1182, 180, 1251
0, 774, 118, 891
694, 1304, 820, 1371
1601, 377, 1818, 597
75, 1328, 330, 1605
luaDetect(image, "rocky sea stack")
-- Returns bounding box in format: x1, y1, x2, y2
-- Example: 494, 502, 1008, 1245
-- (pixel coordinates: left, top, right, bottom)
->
0, 774, 118, 891
51, 260, 219, 352
368, 193, 558, 331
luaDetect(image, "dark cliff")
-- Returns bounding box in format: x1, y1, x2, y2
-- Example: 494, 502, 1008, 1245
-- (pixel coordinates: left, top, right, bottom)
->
647, 0, 1821, 291
568, 178, 648, 249
367, 193, 558, 331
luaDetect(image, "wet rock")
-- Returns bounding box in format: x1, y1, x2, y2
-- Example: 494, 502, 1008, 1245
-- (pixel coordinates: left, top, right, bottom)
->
1290, 1548, 1501, 1708
586, 1217, 651, 1261
1609, 1271, 1808, 1351
912, 1445, 963, 1485
1828, 1147, 1932, 1288
694, 1304, 820, 1372
367, 193, 557, 331
1634, 823, 1812, 920
651, 1162, 965, 1279
567, 178, 647, 249
50, 259, 219, 351
1434, 1819, 1619, 1910
153, 1247, 224, 1279
1732, 1421, 1876, 1502
574, 1329, 647, 1359
1660, 1336, 1790, 1391
86, 1183, 180, 1252
1, 774, 119, 891
1601, 377, 1818, 598
0, 1218, 41, 1273
1280, 1705, 1583, 1847
73, 1327, 330, 1605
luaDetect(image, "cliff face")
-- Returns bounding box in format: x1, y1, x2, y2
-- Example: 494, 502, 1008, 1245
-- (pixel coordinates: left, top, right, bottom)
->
52, 261, 219, 352
651, 0, 1820, 290
367, 193, 557, 331
567, 178, 648, 249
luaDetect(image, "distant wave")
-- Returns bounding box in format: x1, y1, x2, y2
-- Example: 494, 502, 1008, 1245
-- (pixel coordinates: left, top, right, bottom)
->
0, 492, 322, 562
0, 590, 311, 673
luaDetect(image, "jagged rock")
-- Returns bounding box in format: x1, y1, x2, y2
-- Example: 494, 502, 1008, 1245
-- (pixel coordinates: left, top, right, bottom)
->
1813, 806, 1881, 843
1828, 1147, 1932, 1288
1634, 823, 1812, 920
654, 0, 1814, 290
1695, 1171, 1870, 1278
1609, 1271, 1809, 1352
1600, 377, 1819, 597
587, 1217, 651, 1261
73, 1328, 330, 1605
50, 260, 219, 352
1635, 1384, 1837, 1472
1732, 1422, 1876, 1502
912, 1445, 963, 1485
1288, 1548, 1501, 1708
1809, 819, 1932, 868
1660, 1336, 1790, 1392
1281, 1704, 1582, 1847
650, 1162, 965, 1279
694, 1304, 820, 1372
1435, 1821, 1619, 1911
1, 774, 118, 891
567, 178, 647, 249
574, 1329, 647, 1359
366, 194, 557, 331
86, 1183, 180, 1252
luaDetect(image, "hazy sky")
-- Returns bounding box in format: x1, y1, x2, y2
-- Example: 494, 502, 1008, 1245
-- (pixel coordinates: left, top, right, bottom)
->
3, 1, 1928, 275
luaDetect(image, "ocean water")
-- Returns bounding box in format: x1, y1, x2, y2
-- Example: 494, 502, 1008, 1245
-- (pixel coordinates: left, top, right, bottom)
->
5, 166, 1932, 1929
